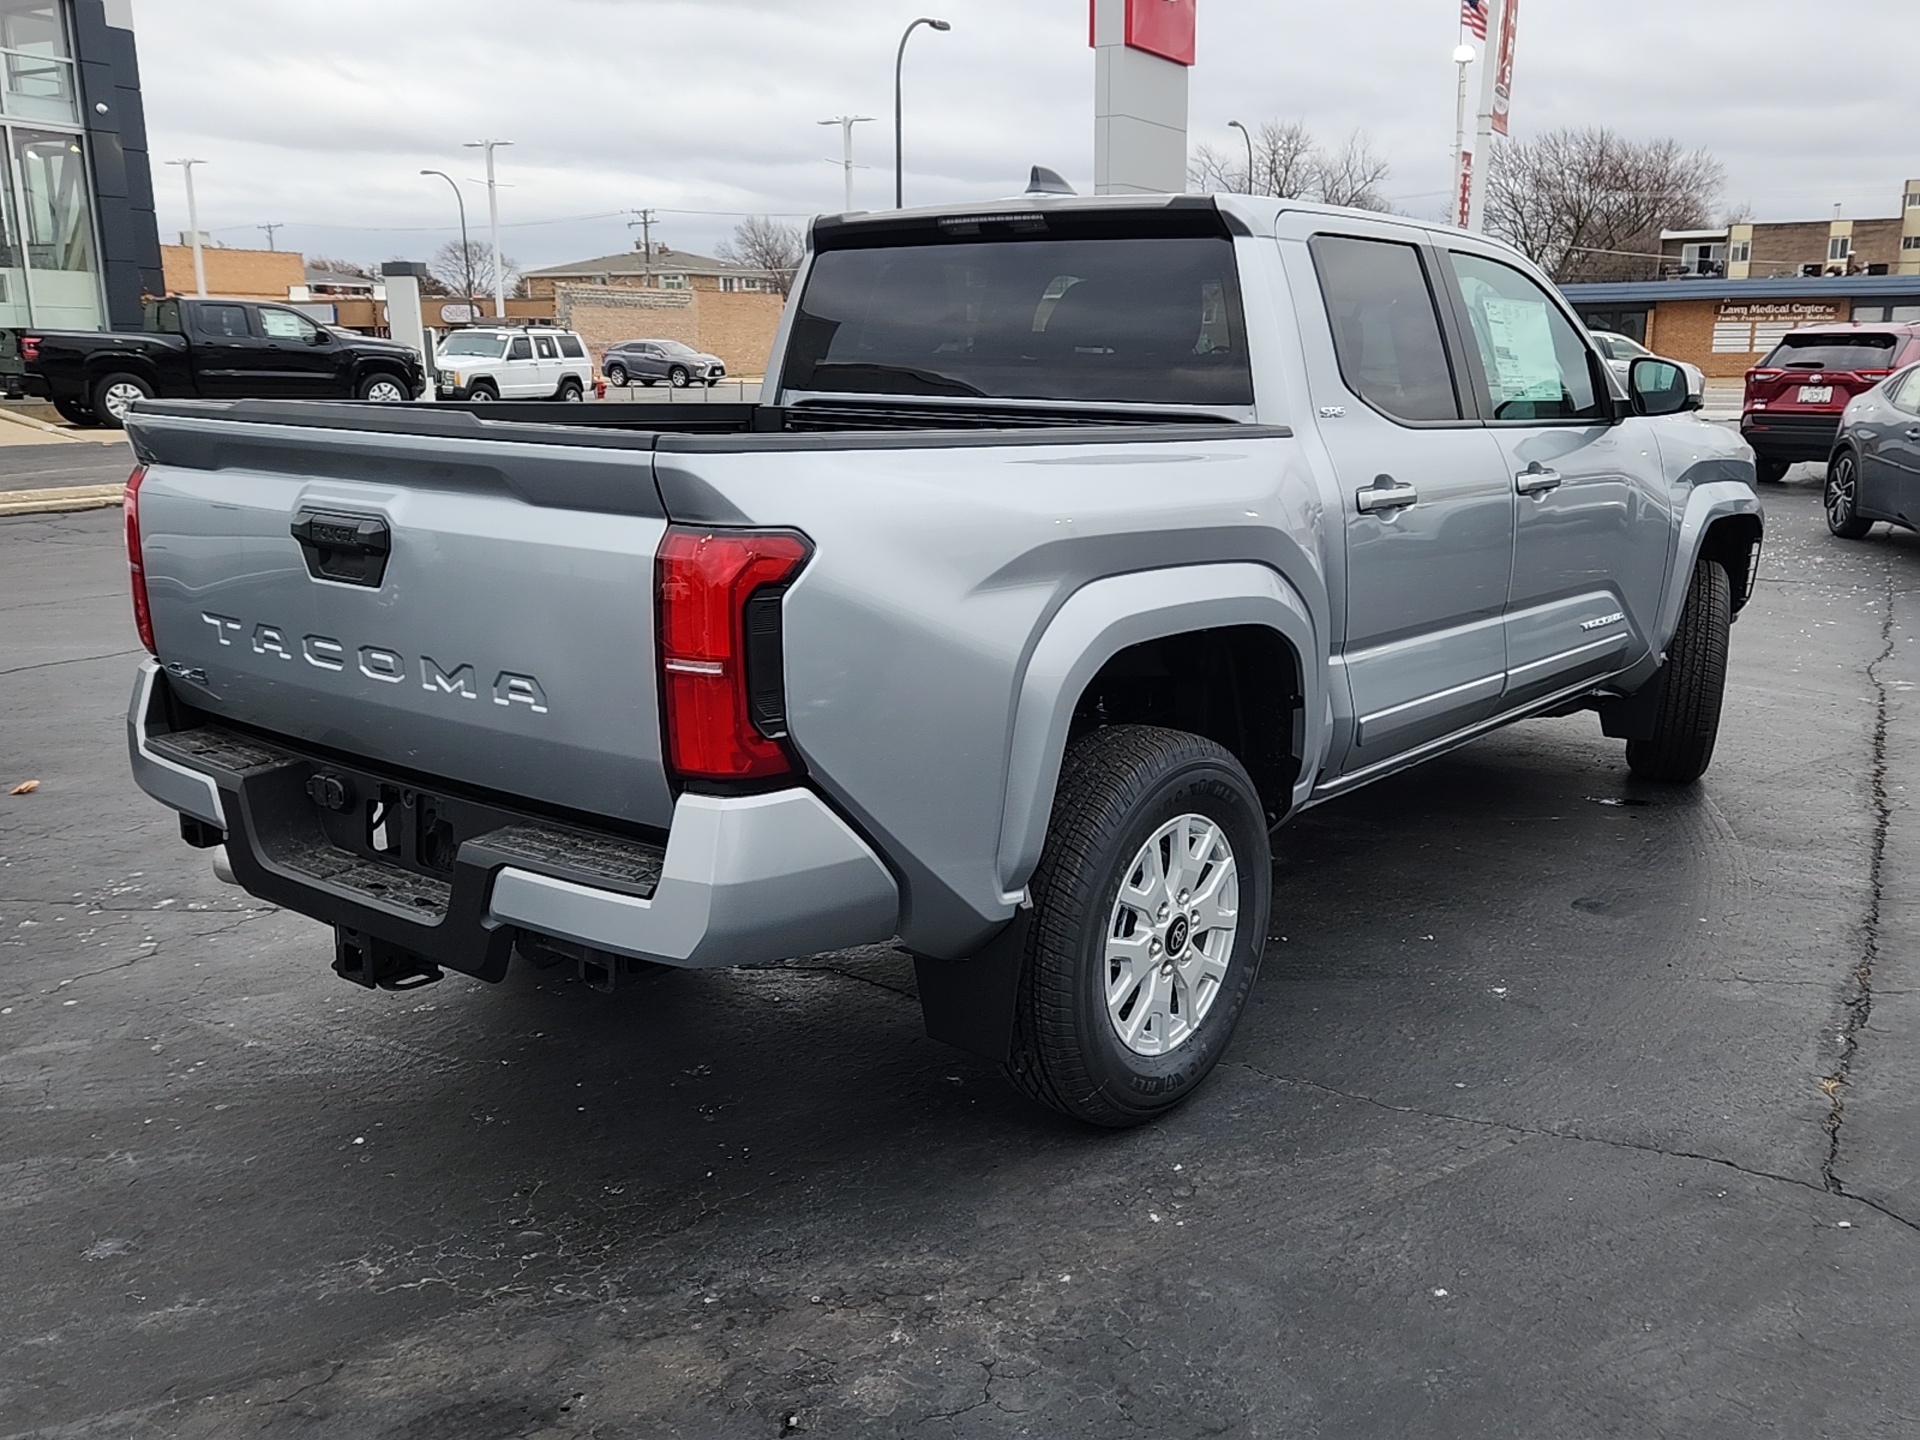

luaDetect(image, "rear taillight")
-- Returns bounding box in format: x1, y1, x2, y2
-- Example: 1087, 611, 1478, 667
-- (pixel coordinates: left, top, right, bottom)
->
124, 464, 154, 653
18, 334, 40, 362
656, 526, 810, 782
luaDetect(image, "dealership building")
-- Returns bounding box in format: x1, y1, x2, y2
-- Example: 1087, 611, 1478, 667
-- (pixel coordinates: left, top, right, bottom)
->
0, 0, 161, 334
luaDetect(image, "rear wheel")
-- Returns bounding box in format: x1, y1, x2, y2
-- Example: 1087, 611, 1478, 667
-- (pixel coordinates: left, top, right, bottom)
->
556, 378, 584, 402
606, 363, 628, 387
91, 372, 153, 429
1625, 560, 1731, 785
356, 372, 409, 403
668, 365, 690, 388
1755, 456, 1791, 484
1005, 724, 1271, 1128
52, 397, 98, 427
1825, 450, 1873, 539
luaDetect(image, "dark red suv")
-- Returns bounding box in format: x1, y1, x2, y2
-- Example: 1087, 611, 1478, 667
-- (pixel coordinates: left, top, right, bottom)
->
1742, 323, 1920, 482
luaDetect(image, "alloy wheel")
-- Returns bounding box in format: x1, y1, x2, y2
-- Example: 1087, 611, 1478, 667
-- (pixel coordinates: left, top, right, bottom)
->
1104, 813, 1240, 1057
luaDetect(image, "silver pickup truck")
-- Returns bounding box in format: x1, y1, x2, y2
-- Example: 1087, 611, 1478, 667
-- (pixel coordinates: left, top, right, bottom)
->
123, 194, 1762, 1127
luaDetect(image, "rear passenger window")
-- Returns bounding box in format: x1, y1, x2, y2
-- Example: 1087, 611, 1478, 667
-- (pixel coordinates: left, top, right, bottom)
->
1309, 235, 1461, 423
534, 335, 558, 359
508, 336, 532, 361
558, 335, 586, 358
1445, 252, 1606, 422
195, 304, 250, 338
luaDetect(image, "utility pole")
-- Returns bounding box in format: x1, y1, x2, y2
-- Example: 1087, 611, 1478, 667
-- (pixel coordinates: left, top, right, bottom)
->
627, 209, 656, 286
464, 138, 512, 316
167, 158, 207, 296
421, 169, 476, 316
257, 222, 284, 251
894, 17, 950, 208
818, 115, 874, 212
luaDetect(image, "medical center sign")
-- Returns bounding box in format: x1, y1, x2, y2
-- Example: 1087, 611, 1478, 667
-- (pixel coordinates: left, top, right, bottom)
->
1091, 0, 1197, 195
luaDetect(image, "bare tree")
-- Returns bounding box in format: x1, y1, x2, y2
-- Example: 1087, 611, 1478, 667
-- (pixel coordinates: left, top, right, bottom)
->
428, 239, 520, 307
1484, 127, 1723, 282
717, 215, 805, 296
1191, 122, 1389, 211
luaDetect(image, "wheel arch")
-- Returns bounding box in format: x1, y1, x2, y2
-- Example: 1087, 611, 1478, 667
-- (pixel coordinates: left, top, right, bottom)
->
995, 562, 1323, 900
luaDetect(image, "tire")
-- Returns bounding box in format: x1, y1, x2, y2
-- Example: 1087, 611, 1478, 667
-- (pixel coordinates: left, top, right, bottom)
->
1825, 450, 1873, 539
556, 379, 584, 403
90, 372, 153, 429
606, 364, 628, 387
1005, 724, 1271, 1128
356, 372, 410, 403
52, 398, 98, 427
1625, 560, 1731, 785
668, 366, 689, 388
1755, 456, 1791, 484
466, 381, 497, 402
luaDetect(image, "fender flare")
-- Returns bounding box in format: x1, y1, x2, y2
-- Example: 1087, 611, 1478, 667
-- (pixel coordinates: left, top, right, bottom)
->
994, 562, 1324, 897
1615, 481, 1764, 694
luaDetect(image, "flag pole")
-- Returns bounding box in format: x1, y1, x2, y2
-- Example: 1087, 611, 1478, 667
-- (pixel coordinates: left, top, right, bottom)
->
1464, 0, 1506, 232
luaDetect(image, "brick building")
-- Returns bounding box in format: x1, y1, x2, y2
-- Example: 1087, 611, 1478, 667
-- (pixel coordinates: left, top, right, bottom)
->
1657, 179, 1920, 280
523, 245, 782, 300
159, 243, 303, 300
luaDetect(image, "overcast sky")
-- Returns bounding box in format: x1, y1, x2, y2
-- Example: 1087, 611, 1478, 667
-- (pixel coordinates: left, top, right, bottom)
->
134, 0, 1917, 272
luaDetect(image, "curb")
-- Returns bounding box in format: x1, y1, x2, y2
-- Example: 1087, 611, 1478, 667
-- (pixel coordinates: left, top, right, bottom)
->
0, 484, 124, 517
0, 405, 72, 437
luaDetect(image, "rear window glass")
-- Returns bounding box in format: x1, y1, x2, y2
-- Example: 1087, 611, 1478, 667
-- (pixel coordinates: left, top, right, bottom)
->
1761, 332, 1900, 371
783, 235, 1252, 407
558, 334, 585, 358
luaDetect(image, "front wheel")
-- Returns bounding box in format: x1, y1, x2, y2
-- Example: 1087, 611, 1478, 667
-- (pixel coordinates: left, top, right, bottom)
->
1825, 450, 1873, 539
91, 372, 154, 429
1625, 560, 1731, 785
356, 372, 410, 403
466, 381, 497, 403
1005, 725, 1271, 1128
667, 366, 689, 388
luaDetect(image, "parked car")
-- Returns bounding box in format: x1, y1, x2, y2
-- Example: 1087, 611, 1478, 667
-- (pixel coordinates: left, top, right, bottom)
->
434, 327, 594, 402
1742, 323, 1920, 483
122, 192, 1762, 1129
7, 296, 425, 428
1590, 330, 1704, 405
603, 338, 726, 388
1823, 362, 1920, 538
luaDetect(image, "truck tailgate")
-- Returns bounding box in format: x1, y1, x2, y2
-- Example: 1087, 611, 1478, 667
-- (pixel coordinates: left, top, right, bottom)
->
128, 408, 676, 831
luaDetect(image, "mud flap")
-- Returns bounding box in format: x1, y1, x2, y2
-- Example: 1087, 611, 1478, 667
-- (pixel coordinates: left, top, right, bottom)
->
911, 909, 1031, 1064
1597, 662, 1669, 741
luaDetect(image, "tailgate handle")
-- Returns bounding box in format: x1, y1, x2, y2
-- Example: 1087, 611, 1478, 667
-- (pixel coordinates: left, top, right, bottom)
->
291, 509, 391, 588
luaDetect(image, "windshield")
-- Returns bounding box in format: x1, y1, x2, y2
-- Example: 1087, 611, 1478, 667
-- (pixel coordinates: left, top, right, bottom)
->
1599, 334, 1649, 360
437, 333, 508, 359
1760, 332, 1900, 371
783, 233, 1253, 406
657, 340, 698, 355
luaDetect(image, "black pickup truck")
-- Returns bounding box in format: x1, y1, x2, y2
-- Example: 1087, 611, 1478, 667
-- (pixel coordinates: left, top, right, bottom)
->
7, 296, 426, 427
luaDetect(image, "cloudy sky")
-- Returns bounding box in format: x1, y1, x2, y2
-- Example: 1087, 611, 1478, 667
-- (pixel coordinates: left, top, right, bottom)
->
134, 0, 1916, 272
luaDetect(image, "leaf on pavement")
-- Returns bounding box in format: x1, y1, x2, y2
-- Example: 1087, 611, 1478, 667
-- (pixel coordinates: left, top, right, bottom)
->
9, 780, 40, 795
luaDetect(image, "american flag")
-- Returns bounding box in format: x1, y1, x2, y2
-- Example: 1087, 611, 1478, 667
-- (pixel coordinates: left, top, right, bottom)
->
1461, 0, 1487, 38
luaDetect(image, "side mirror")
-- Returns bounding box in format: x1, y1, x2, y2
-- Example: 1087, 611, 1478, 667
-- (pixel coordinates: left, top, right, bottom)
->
310, 328, 332, 345
1629, 357, 1690, 417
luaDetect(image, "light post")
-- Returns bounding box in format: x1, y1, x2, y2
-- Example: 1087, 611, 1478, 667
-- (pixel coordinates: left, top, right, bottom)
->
893, 17, 950, 209
819, 115, 875, 213
1227, 119, 1255, 194
1452, 43, 1476, 227
463, 139, 512, 317
420, 169, 476, 317
166, 158, 207, 295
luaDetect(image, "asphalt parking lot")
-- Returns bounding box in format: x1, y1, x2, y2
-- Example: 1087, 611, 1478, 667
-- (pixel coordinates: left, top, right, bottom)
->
4, 477, 1920, 1438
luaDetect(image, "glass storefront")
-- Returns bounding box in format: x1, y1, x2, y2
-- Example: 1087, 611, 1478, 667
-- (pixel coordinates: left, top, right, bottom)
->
0, 0, 102, 329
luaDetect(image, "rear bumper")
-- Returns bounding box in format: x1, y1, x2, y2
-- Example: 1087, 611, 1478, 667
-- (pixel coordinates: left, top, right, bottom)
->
1741, 412, 1840, 461
126, 661, 899, 975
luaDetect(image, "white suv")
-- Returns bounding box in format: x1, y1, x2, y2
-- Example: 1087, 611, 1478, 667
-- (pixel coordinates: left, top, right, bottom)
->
433, 328, 593, 402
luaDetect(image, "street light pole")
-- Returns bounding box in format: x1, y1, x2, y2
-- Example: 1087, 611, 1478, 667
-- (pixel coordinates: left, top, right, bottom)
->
167, 158, 207, 295
893, 17, 950, 209
1452, 44, 1476, 226
420, 169, 475, 316
1227, 120, 1255, 194
464, 139, 512, 317
819, 115, 875, 213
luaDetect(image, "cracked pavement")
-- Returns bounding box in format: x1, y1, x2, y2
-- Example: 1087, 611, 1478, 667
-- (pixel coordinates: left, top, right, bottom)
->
4, 489, 1920, 1438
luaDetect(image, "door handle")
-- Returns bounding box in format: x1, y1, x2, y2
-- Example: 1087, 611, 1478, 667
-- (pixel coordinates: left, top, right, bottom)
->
1356, 476, 1419, 513
1515, 465, 1564, 495
1905, 427, 1920, 440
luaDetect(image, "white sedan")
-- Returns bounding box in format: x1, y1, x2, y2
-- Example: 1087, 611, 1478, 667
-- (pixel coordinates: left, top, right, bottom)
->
1592, 330, 1705, 404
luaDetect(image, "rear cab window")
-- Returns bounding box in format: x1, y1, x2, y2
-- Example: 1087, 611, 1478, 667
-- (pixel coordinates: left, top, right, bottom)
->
558, 334, 586, 358
782, 208, 1253, 408
194, 304, 252, 338
1309, 234, 1461, 423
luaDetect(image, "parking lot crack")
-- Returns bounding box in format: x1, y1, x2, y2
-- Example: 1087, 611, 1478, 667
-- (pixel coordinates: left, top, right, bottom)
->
0, 646, 144, 678
1234, 1062, 1920, 1233
1820, 569, 1895, 1199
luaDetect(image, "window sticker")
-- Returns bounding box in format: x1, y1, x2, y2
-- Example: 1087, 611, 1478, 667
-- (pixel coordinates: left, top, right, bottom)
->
1478, 294, 1562, 403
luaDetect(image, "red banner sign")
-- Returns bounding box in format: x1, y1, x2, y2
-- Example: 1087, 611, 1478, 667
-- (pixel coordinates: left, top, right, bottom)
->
1112, 0, 1196, 66
1456, 151, 1474, 228
1491, 0, 1518, 136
